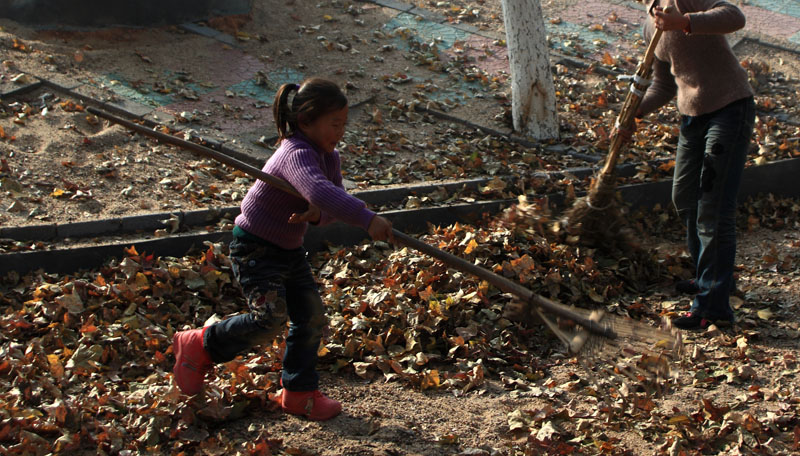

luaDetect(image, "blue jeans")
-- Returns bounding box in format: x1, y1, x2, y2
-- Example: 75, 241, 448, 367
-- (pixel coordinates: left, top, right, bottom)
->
672, 96, 755, 320
203, 236, 327, 391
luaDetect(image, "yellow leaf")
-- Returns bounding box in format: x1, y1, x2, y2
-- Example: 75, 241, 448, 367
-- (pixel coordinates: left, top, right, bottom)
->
51, 188, 65, 197
756, 309, 773, 320
421, 369, 440, 390
464, 239, 479, 255
429, 298, 441, 314
667, 414, 690, 424
654, 338, 672, 349
134, 272, 149, 289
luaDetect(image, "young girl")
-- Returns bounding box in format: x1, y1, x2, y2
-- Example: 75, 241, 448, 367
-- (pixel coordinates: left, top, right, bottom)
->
628, 1, 754, 330
172, 78, 393, 420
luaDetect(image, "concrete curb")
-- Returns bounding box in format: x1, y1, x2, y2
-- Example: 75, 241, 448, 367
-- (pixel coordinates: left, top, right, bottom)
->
3, 157, 799, 276
0, 200, 512, 276
0, 79, 43, 99
179, 23, 240, 47
0, 159, 665, 243
0, 231, 231, 277
0, 208, 241, 242
3, 157, 796, 244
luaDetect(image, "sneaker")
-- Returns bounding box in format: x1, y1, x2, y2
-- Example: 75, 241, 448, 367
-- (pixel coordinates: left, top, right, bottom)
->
281, 389, 342, 421
173, 328, 212, 395
675, 279, 700, 294
671, 312, 733, 330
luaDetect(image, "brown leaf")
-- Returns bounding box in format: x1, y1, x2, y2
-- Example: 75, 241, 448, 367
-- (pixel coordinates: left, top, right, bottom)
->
47, 354, 65, 379
701, 398, 728, 422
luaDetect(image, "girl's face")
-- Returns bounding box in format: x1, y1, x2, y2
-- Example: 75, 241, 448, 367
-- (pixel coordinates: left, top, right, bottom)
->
299, 106, 348, 154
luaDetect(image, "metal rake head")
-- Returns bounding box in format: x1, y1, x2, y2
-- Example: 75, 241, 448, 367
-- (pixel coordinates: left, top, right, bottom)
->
536, 306, 683, 394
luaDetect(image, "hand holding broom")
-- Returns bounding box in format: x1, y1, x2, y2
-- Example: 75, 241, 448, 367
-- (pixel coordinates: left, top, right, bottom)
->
563, 7, 672, 248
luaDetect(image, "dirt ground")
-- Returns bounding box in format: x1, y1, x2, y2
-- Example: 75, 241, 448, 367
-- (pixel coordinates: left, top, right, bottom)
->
217, 208, 800, 456
1, 200, 798, 455
1, 1, 800, 455
1, 0, 799, 229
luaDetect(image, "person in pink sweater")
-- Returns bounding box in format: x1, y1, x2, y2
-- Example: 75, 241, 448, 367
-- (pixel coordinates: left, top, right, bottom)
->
172, 78, 393, 420
629, 0, 755, 330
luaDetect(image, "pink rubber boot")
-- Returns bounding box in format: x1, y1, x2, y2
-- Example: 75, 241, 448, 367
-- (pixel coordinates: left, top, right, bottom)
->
281, 388, 342, 421
172, 328, 212, 395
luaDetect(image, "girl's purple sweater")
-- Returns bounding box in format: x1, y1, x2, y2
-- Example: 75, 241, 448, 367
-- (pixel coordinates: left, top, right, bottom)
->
234, 133, 375, 249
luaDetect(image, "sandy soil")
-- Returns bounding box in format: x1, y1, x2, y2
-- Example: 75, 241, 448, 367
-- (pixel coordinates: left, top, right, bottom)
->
1, 0, 798, 230
0, 1, 799, 456
214, 222, 800, 456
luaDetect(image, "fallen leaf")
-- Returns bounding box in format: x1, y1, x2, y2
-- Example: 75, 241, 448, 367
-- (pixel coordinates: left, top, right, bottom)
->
756, 309, 773, 320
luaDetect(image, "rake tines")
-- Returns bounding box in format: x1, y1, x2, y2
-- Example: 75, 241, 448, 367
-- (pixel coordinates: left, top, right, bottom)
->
528, 299, 682, 396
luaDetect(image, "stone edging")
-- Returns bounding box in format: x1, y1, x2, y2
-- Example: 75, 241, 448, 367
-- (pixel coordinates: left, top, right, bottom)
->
2, 157, 799, 276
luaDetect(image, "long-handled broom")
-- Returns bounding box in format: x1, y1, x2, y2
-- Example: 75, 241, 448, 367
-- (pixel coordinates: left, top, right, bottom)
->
87, 107, 680, 370
563, 9, 670, 249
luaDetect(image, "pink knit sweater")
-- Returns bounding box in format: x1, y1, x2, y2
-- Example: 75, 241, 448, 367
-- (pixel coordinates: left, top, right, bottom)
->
639, 0, 753, 117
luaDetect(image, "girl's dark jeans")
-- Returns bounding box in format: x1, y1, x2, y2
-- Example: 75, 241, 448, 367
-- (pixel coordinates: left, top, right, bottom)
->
203, 236, 326, 392
672, 96, 755, 321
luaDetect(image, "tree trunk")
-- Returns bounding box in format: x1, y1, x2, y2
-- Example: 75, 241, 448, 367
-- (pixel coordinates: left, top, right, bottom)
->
501, 0, 559, 140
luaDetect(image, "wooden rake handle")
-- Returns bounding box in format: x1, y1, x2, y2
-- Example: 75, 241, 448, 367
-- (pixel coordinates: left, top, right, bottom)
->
87, 107, 617, 340
392, 231, 616, 339
600, 6, 672, 176
87, 107, 302, 199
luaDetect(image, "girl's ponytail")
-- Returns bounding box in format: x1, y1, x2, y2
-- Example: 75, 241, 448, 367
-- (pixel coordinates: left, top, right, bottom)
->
273, 83, 299, 143
272, 79, 347, 144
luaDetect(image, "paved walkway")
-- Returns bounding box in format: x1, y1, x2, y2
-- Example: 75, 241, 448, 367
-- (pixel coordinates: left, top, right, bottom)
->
31, 0, 800, 142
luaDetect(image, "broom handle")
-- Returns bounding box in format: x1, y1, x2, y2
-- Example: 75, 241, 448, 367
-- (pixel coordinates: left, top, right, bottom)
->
600, 6, 671, 176
87, 107, 616, 339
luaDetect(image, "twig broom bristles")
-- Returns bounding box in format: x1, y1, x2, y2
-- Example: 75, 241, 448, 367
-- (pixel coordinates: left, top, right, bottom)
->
563, 11, 669, 249
86, 107, 682, 373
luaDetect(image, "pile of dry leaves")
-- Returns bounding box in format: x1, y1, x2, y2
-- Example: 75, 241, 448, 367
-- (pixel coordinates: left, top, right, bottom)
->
2, 191, 799, 454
